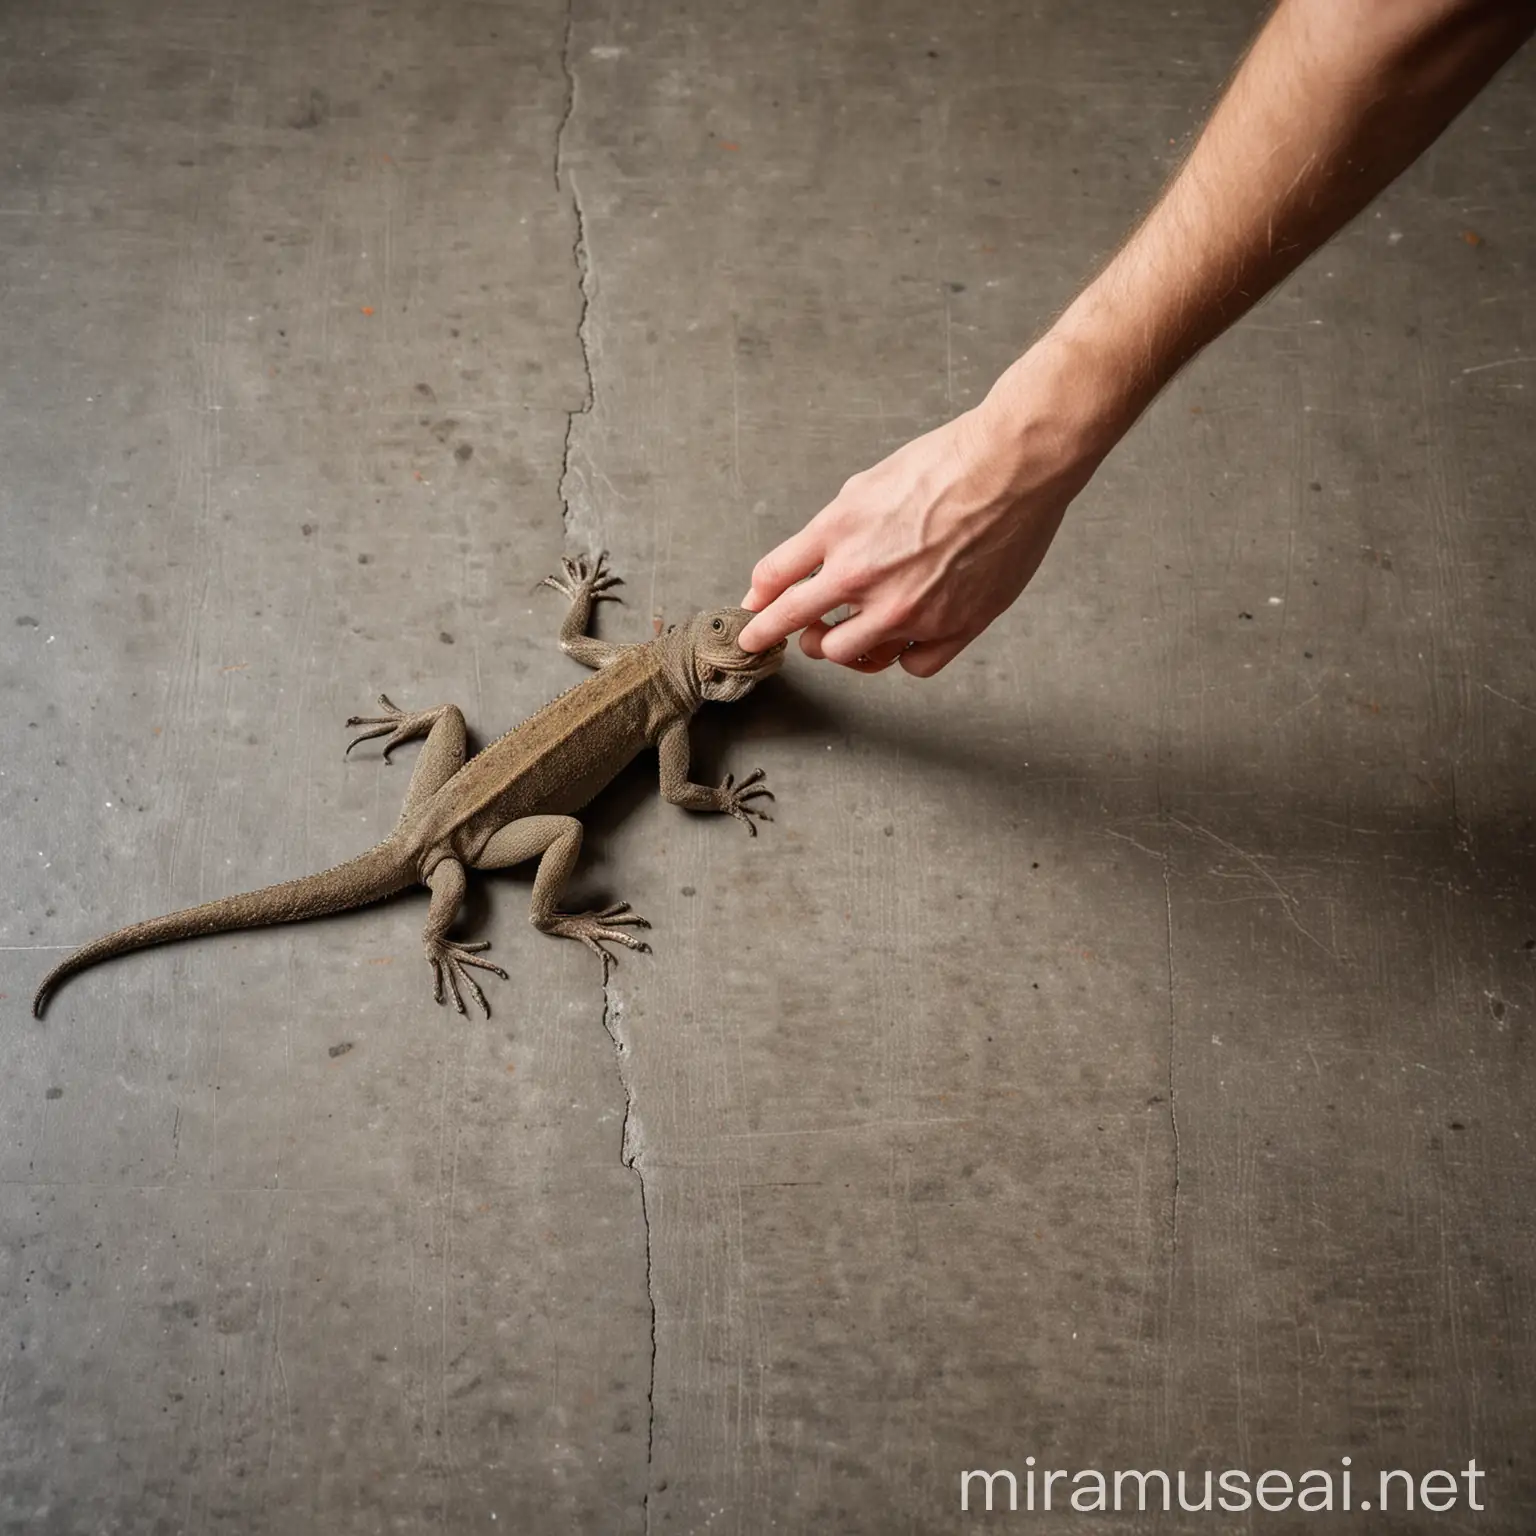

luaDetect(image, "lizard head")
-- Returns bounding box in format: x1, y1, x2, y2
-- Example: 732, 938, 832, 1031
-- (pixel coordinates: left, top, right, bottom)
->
690, 607, 786, 702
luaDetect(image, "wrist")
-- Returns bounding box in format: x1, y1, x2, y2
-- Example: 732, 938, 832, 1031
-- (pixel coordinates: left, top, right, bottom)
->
973, 316, 1148, 491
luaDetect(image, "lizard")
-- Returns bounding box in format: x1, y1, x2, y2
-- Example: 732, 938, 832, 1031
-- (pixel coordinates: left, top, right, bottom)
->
31, 553, 784, 1019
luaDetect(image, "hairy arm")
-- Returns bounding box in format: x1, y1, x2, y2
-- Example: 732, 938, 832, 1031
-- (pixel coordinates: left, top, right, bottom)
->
738, 0, 1536, 675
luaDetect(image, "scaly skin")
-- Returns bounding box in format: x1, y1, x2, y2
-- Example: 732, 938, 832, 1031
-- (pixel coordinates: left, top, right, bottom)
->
32, 554, 786, 1019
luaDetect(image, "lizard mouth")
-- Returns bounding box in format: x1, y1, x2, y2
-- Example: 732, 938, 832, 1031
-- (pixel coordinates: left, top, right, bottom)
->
703, 609, 786, 677
722, 639, 786, 673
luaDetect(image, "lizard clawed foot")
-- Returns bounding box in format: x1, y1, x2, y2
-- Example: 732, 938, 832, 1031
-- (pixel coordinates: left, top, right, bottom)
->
426, 938, 508, 1018
716, 768, 775, 836
539, 551, 624, 605
345, 695, 442, 762
540, 902, 652, 962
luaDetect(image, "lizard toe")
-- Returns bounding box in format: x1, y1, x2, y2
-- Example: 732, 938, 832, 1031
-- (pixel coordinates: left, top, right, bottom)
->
345, 722, 396, 756
544, 908, 654, 957
451, 961, 489, 1017
427, 940, 504, 1015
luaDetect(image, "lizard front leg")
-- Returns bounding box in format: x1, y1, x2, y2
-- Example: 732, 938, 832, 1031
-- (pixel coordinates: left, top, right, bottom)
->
422, 857, 507, 1016
471, 815, 650, 961
656, 721, 775, 835
540, 552, 628, 670
345, 696, 468, 824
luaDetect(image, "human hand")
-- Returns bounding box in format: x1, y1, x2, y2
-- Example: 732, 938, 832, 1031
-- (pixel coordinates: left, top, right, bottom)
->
736, 337, 1126, 676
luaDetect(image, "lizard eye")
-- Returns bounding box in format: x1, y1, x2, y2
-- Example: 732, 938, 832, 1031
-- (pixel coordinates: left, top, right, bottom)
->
711, 617, 725, 633
709, 668, 724, 684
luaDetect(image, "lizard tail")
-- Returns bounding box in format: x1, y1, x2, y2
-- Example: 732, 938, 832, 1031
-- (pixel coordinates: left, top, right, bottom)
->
31, 841, 417, 1019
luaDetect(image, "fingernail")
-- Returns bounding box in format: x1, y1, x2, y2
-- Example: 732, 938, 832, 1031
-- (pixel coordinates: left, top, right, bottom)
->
740, 589, 757, 609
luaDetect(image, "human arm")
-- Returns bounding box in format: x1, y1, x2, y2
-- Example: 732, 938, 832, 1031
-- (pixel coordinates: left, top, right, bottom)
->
737, 0, 1536, 675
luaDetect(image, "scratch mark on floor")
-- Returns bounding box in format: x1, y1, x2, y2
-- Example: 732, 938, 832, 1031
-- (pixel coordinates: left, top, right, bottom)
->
1172, 814, 1341, 960
943, 291, 954, 410
1161, 825, 1181, 1287
730, 329, 744, 498
1458, 354, 1532, 376
1103, 826, 1164, 861
719, 1116, 972, 1142
1482, 682, 1536, 717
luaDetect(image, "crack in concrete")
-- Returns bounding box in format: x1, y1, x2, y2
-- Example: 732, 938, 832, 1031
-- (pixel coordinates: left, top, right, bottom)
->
597, 971, 658, 1534
556, 0, 595, 547
557, 9, 656, 1527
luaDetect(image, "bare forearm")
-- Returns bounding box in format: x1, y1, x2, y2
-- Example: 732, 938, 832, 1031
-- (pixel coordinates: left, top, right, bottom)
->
737, 0, 1532, 677
997, 0, 1535, 444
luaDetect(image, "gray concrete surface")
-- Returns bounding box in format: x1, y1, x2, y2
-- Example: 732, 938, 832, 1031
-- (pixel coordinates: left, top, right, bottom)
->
3, 2, 1533, 1532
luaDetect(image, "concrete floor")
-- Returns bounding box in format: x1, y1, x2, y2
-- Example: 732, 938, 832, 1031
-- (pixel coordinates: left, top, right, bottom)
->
3, 2, 1534, 1532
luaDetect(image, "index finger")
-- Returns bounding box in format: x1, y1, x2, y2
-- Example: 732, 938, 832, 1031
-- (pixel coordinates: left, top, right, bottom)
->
737, 567, 845, 652
741, 523, 826, 611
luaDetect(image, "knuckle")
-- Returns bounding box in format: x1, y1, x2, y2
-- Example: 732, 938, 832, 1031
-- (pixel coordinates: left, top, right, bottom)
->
823, 630, 865, 664
815, 559, 860, 603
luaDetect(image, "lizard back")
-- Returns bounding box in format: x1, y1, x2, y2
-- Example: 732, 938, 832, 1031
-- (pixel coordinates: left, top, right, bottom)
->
409, 642, 689, 853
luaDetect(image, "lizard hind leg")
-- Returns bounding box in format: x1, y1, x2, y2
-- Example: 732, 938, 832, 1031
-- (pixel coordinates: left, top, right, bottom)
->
422, 856, 507, 1017
344, 696, 468, 823
471, 815, 651, 962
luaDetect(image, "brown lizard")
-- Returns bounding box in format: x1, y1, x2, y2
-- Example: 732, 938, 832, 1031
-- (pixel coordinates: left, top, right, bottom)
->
32, 554, 784, 1019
